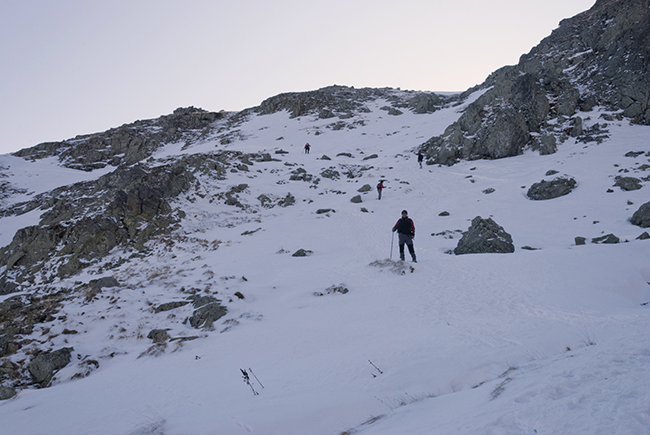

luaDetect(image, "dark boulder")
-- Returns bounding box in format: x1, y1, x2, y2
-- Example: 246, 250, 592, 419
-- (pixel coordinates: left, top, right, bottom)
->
27, 347, 73, 386
614, 176, 642, 191
187, 296, 227, 329
527, 177, 577, 200
0, 386, 16, 400
592, 234, 620, 244
631, 201, 650, 227
454, 217, 515, 255
147, 329, 170, 343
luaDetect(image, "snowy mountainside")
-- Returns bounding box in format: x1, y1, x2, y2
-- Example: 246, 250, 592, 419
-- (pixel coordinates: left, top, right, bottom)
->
0, 85, 649, 434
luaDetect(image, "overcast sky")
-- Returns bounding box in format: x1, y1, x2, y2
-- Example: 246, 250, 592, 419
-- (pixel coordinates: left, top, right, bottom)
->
0, 0, 595, 155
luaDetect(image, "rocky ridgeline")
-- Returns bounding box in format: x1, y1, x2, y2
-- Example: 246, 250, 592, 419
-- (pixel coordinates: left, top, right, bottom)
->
421, 0, 650, 165
256, 85, 453, 119
13, 107, 224, 171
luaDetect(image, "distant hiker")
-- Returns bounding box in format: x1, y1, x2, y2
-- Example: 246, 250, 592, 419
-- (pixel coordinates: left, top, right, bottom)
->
417, 152, 424, 169
377, 180, 385, 200
392, 209, 416, 262
304, 143, 311, 154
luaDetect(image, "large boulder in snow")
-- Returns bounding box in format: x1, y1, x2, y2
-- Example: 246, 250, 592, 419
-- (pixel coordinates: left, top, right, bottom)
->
614, 176, 642, 191
454, 216, 515, 255
631, 201, 650, 228
28, 347, 73, 386
0, 386, 16, 400
527, 177, 577, 200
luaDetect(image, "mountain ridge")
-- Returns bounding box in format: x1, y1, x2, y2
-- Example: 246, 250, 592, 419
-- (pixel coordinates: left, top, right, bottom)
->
0, 1, 649, 433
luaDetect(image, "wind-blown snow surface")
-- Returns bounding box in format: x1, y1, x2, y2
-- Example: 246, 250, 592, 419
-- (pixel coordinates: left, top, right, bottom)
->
1, 94, 650, 435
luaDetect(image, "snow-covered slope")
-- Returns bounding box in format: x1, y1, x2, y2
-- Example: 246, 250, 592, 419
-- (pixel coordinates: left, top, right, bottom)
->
0, 91, 649, 434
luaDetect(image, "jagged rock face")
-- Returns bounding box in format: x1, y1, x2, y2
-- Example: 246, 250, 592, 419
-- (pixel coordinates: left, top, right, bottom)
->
454, 216, 515, 255
13, 107, 223, 171
421, 0, 650, 165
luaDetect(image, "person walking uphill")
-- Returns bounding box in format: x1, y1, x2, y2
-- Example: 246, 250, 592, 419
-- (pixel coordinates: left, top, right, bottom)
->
377, 180, 385, 200
392, 210, 416, 262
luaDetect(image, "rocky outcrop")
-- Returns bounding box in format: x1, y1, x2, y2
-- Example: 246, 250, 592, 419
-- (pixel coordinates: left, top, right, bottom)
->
0, 162, 194, 288
256, 85, 451, 119
0, 295, 61, 358
421, 0, 650, 165
13, 107, 223, 170
0, 150, 265, 293
527, 177, 577, 200
454, 217, 515, 255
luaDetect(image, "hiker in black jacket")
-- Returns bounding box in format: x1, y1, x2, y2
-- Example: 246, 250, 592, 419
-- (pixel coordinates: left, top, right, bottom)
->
392, 210, 416, 262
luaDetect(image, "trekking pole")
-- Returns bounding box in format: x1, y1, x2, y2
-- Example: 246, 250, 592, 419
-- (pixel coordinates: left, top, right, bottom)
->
390, 230, 394, 260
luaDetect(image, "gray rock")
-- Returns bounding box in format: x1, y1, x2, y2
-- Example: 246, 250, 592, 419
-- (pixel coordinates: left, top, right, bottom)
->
454, 216, 515, 255
278, 193, 295, 207
314, 284, 349, 296
350, 195, 363, 203
592, 234, 620, 244
380, 106, 403, 116
570, 117, 583, 137
292, 249, 313, 257
0, 334, 19, 358
0, 386, 16, 400
28, 347, 73, 385
527, 177, 577, 200
575, 236, 587, 245
614, 176, 642, 191
631, 201, 650, 228
147, 329, 170, 343
89, 276, 119, 290
321, 168, 340, 180
537, 135, 558, 155
155, 301, 190, 313
188, 295, 219, 308
188, 302, 227, 329
637, 232, 650, 240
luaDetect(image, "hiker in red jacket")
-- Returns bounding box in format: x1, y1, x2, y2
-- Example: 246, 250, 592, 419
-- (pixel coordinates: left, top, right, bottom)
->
377, 180, 385, 200
304, 143, 311, 154
392, 209, 416, 262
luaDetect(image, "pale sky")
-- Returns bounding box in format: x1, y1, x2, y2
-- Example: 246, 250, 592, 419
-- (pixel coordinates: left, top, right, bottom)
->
0, 0, 595, 155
